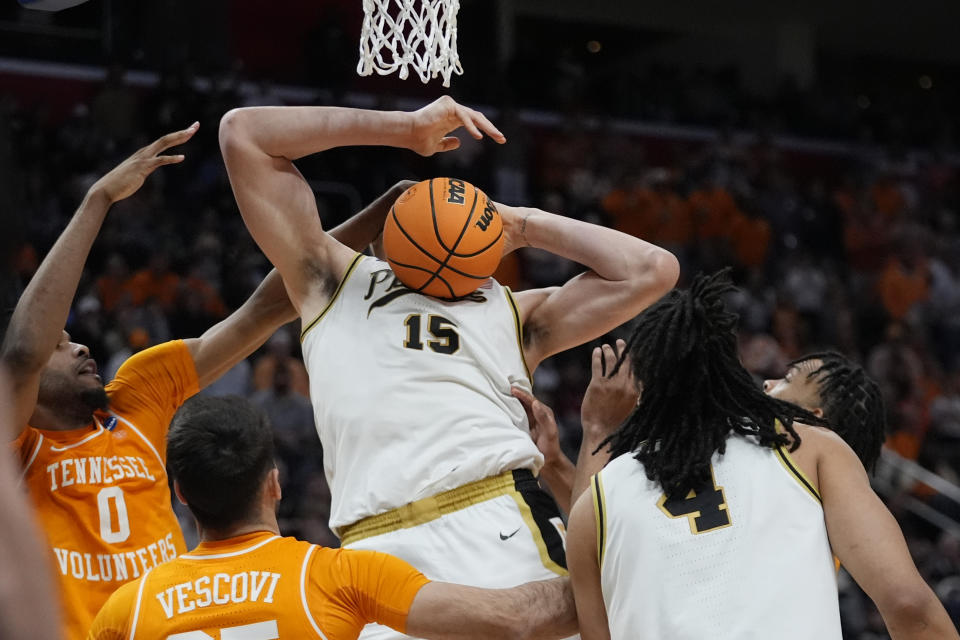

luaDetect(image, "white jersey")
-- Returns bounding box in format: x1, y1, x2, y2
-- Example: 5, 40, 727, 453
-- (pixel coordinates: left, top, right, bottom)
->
594, 435, 841, 640
301, 255, 543, 531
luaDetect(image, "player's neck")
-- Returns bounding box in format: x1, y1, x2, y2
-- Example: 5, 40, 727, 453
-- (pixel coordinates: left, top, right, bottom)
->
29, 403, 94, 431
198, 517, 281, 544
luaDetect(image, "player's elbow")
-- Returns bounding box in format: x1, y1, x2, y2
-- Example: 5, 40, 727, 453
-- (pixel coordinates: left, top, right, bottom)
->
877, 583, 939, 626
631, 247, 679, 298
652, 248, 680, 290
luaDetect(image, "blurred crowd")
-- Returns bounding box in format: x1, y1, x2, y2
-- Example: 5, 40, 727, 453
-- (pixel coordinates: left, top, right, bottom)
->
2, 61, 960, 637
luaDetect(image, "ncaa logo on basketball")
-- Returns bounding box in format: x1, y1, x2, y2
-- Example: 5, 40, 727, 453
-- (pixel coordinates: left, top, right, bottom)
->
447, 178, 466, 205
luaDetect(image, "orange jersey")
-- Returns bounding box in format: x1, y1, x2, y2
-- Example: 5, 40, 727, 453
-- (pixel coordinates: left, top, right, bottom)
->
88, 531, 430, 640
15, 341, 199, 640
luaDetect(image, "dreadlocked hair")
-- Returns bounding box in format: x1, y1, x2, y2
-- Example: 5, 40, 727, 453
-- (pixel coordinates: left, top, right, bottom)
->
789, 351, 886, 471
602, 269, 829, 500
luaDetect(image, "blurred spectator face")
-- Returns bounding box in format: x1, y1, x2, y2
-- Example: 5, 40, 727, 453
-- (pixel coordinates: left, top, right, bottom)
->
37, 331, 107, 416
267, 329, 292, 358
763, 358, 825, 417
272, 364, 291, 396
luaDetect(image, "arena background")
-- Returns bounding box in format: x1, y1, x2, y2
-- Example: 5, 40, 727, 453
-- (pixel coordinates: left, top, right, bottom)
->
2, 1, 960, 635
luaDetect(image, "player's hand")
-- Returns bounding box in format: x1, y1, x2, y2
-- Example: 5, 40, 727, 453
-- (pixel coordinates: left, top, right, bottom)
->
89, 122, 199, 204
582, 339, 639, 440
408, 96, 505, 157
512, 387, 564, 468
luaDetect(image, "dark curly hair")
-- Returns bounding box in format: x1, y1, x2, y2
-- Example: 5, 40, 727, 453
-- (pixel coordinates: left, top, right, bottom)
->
601, 269, 828, 499
787, 351, 886, 471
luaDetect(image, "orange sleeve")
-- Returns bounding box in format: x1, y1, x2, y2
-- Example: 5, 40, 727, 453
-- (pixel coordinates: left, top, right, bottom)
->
86, 578, 138, 640
105, 340, 199, 452
313, 548, 430, 634
10, 427, 40, 467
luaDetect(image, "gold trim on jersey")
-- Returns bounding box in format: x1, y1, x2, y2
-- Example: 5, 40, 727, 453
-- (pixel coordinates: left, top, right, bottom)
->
506, 488, 568, 577
504, 287, 533, 382
773, 421, 822, 504
592, 473, 607, 567
339, 470, 517, 545
300, 253, 364, 342
774, 446, 822, 504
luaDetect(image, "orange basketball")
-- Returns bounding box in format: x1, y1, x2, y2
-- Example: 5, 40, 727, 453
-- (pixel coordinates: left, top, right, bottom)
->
383, 177, 505, 299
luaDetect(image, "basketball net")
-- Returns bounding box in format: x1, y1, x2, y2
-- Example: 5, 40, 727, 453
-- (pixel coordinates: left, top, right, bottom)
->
357, 0, 463, 87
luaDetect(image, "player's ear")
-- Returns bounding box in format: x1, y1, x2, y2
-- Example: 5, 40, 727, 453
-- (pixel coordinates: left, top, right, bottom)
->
172, 480, 188, 506
266, 467, 282, 501
812, 407, 824, 418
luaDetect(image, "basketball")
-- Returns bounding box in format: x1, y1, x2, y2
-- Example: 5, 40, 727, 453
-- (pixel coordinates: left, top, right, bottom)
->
383, 177, 505, 299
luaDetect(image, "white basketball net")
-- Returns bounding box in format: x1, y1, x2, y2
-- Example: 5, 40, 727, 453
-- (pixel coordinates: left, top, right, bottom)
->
357, 0, 463, 87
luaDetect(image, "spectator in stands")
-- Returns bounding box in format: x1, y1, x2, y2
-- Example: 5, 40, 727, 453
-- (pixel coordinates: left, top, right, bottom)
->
252, 328, 310, 397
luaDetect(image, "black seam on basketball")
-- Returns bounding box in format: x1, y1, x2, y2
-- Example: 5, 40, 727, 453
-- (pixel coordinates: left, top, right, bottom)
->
387, 258, 439, 276
447, 225, 504, 258
428, 177, 454, 253
430, 262, 495, 280
390, 208, 445, 265
416, 188, 479, 293
387, 258, 456, 298
432, 270, 456, 298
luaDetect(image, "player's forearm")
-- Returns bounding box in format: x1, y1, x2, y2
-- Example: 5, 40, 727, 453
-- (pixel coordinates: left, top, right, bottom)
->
1, 189, 111, 373
190, 268, 296, 389
539, 459, 575, 513
511, 577, 578, 639
883, 586, 960, 640
220, 106, 413, 162
328, 181, 413, 251
571, 430, 611, 505
504, 207, 678, 287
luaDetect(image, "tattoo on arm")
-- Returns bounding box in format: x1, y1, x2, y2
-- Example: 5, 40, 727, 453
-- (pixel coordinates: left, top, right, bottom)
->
520, 212, 532, 246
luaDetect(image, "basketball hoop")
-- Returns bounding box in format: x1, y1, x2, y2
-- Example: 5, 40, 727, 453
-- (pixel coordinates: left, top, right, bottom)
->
357, 0, 463, 87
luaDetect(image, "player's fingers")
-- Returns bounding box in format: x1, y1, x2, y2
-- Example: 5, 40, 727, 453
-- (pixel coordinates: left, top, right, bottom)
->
438, 136, 461, 153
602, 343, 616, 377
614, 338, 626, 359
613, 339, 632, 381
472, 110, 505, 143
152, 154, 186, 167
149, 122, 199, 155
591, 347, 602, 379
532, 400, 556, 426
511, 386, 535, 410
455, 107, 484, 139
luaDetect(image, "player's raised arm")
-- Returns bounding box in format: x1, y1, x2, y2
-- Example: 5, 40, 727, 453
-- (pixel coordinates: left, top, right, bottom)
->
0, 369, 61, 639
0, 124, 197, 434
183, 181, 416, 389
513, 339, 639, 510
816, 428, 959, 639
501, 203, 678, 371
218, 97, 504, 319
573, 341, 638, 501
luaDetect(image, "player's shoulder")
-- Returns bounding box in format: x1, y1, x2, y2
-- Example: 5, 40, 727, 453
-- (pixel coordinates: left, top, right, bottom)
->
599, 451, 645, 485
91, 573, 143, 636
792, 422, 850, 452
105, 340, 193, 394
